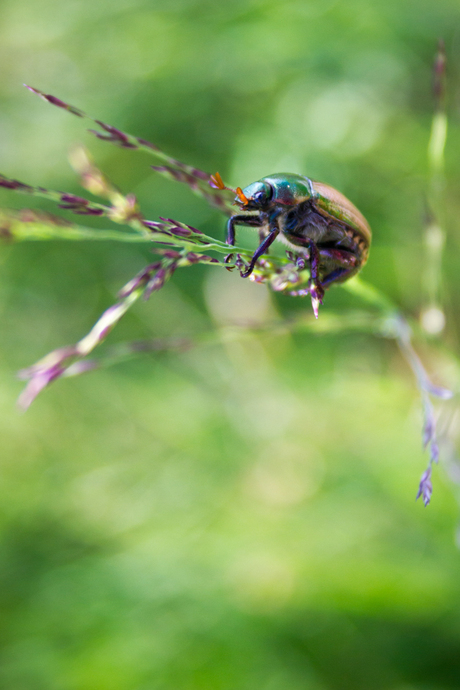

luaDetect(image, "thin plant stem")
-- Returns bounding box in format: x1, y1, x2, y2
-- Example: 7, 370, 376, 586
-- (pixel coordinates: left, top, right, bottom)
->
421, 39, 448, 336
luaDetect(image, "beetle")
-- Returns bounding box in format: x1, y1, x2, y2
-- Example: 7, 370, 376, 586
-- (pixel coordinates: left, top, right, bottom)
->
223, 172, 371, 317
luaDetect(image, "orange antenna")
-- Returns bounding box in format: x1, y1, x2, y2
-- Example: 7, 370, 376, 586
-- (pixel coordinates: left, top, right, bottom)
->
236, 187, 249, 205
210, 172, 248, 205
210, 172, 226, 190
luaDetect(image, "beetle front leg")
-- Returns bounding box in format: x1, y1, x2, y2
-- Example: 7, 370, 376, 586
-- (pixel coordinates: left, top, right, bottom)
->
225, 214, 264, 271
239, 228, 280, 278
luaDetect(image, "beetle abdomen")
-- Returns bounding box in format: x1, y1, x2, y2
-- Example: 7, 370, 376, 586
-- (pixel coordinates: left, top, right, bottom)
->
311, 181, 371, 247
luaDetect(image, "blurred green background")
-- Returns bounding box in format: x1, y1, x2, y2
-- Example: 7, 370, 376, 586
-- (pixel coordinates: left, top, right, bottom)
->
1, 0, 460, 688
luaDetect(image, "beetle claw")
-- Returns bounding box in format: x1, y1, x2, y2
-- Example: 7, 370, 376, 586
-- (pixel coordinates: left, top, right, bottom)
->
235, 255, 251, 278
224, 253, 235, 271
285, 251, 307, 272
309, 280, 324, 319
296, 256, 307, 271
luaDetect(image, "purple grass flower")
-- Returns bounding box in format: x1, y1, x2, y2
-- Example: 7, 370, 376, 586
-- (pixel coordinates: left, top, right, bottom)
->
0, 176, 33, 192
144, 268, 168, 296
90, 122, 138, 149
96, 121, 131, 141
151, 164, 234, 215
169, 226, 192, 237
64, 360, 99, 376
158, 250, 181, 259
422, 402, 436, 448
0, 172, 112, 220
117, 263, 163, 298
159, 217, 192, 237
18, 366, 65, 409
136, 137, 160, 151
141, 220, 164, 231
17, 346, 78, 410
186, 252, 219, 264
425, 381, 453, 399
59, 204, 105, 216
144, 262, 179, 300
394, 317, 454, 506
430, 440, 439, 464
142, 217, 202, 237
58, 191, 106, 215
416, 467, 433, 507
60, 193, 89, 205
24, 85, 85, 117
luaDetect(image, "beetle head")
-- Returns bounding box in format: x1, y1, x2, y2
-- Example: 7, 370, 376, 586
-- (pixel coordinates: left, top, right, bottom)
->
235, 174, 312, 210
235, 180, 273, 210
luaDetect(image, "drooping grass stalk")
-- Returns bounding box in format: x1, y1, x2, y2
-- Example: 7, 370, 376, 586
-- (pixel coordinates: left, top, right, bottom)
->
17, 249, 220, 409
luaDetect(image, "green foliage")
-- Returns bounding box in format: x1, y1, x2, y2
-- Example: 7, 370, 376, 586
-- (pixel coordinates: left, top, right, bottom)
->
1, 1, 460, 688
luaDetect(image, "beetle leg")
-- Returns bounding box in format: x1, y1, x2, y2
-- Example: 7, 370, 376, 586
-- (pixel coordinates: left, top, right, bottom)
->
225, 214, 264, 271
318, 248, 358, 287
226, 214, 263, 245
318, 247, 357, 267
240, 228, 280, 278
258, 227, 270, 243
321, 267, 351, 286
288, 248, 358, 312
306, 240, 324, 318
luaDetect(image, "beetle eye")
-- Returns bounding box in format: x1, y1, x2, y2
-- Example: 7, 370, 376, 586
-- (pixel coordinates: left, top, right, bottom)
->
253, 184, 273, 206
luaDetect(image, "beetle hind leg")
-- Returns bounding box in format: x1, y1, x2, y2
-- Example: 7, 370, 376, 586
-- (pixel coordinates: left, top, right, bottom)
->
321, 267, 351, 286
307, 240, 324, 318
284, 243, 324, 318
286, 246, 359, 317
318, 248, 358, 288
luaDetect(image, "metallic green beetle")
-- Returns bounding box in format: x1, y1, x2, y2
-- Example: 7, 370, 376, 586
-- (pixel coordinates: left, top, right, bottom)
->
225, 172, 371, 317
